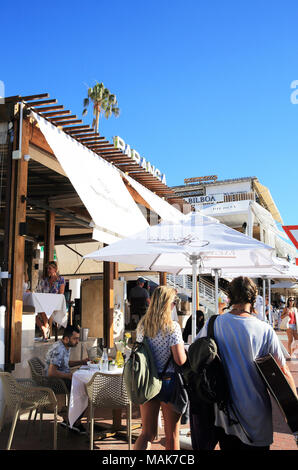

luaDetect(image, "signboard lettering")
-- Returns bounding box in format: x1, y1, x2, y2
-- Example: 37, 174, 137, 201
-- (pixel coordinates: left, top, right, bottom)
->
113, 136, 166, 184
185, 194, 224, 205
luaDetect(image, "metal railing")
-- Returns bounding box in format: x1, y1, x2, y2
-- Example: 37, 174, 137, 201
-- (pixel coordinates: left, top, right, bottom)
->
167, 274, 226, 308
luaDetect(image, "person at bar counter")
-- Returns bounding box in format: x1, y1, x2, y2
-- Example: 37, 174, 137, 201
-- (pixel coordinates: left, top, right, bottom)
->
134, 286, 187, 450
193, 276, 297, 451
128, 277, 150, 327
35, 261, 65, 341
45, 325, 88, 434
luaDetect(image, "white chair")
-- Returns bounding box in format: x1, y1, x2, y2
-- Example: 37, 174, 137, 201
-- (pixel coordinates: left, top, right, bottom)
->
0, 372, 58, 450
85, 371, 132, 450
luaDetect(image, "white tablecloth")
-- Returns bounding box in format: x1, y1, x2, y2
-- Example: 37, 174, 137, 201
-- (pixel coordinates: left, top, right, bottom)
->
68, 367, 123, 427
23, 292, 68, 327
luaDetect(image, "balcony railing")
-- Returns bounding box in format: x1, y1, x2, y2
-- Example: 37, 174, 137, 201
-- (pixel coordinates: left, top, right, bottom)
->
223, 191, 255, 203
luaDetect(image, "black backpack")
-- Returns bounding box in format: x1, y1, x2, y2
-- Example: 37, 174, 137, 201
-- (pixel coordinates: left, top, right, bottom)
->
185, 315, 230, 412
183, 315, 253, 445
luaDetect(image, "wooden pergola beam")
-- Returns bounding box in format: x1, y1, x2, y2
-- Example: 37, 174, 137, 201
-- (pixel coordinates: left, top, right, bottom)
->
26, 99, 57, 107
42, 110, 71, 117
65, 128, 95, 135
56, 119, 83, 126
49, 115, 77, 121
22, 93, 49, 101
31, 105, 65, 112
63, 125, 90, 131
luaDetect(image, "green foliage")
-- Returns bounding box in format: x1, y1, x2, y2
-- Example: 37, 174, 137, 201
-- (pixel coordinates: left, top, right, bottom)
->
82, 81, 120, 133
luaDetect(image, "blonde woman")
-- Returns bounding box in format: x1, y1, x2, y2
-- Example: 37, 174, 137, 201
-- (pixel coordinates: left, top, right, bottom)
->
36, 261, 65, 340
134, 286, 187, 450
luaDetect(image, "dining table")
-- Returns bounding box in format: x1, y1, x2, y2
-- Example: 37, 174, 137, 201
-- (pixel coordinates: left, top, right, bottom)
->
23, 292, 68, 328
68, 366, 124, 428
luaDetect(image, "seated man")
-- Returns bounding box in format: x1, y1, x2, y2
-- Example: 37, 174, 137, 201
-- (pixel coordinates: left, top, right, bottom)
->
45, 325, 88, 433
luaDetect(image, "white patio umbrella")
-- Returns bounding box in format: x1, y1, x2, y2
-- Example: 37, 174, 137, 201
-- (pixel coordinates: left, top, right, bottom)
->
189, 256, 291, 324
271, 281, 298, 297
217, 258, 296, 324
84, 212, 275, 341
271, 281, 298, 289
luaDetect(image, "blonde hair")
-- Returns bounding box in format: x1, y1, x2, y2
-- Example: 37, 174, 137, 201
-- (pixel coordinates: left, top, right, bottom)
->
46, 261, 59, 276
137, 285, 176, 338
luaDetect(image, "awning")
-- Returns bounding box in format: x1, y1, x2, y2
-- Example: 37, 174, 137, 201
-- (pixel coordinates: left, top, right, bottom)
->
32, 112, 149, 244
122, 172, 185, 223
253, 181, 283, 224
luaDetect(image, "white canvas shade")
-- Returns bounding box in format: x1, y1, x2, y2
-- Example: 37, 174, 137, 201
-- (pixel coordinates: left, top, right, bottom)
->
84, 212, 275, 341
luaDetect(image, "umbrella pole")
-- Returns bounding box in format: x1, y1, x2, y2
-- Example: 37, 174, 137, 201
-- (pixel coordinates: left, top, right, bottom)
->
263, 279, 266, 322
268, 278, 272, 326
190, 255, 199, 343
214, 269, 219, 315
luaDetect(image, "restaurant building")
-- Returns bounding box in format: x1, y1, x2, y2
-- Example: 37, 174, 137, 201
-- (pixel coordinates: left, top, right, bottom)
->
169, 175, 297, 261
0, 92, 189, 376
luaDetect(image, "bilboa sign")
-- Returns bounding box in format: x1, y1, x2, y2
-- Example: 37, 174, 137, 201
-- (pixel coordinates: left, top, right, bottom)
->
113, 136, 167, 185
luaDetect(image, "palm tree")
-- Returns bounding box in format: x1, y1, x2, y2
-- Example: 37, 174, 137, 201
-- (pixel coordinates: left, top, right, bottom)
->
82, 82, 120, 134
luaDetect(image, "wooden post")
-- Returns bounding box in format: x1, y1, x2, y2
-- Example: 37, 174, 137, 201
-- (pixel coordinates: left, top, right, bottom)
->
113, 262, 119, 281
43, 210, 56, 337
103, 261, 114, 348
6, 113, 29, 365
159, 272, 167, 286
44, 210, 55, 273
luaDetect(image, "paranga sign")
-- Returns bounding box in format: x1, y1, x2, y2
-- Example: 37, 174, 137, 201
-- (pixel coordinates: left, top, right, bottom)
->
113, 136, 167, 185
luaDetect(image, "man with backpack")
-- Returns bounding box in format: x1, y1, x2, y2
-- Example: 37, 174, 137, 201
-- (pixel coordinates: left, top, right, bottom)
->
189, 276, 296, 450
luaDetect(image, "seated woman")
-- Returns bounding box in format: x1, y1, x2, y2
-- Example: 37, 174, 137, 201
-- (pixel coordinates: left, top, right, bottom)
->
36, 261, 65, 341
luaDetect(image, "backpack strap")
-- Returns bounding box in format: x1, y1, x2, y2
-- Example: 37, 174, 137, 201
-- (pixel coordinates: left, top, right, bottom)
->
207, 314, 218, 339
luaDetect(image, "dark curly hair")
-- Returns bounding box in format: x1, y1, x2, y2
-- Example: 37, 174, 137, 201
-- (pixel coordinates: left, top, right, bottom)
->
227, 276, 258, 308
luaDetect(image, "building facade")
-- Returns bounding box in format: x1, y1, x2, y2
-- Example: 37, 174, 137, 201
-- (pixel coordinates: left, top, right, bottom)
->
169, 175, 297, 261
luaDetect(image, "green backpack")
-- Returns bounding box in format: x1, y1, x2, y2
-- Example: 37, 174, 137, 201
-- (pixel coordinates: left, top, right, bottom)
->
123, 336, 162, 404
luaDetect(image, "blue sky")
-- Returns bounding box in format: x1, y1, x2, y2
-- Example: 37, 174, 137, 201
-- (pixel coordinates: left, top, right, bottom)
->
1, 0, 298, 230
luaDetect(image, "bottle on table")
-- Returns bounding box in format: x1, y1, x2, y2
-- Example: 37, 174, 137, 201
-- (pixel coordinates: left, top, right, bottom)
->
100, 348, 109, 372
115, 350, 124, 368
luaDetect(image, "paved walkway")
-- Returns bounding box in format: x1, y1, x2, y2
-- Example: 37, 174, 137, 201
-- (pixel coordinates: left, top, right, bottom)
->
0, 331, 297, 453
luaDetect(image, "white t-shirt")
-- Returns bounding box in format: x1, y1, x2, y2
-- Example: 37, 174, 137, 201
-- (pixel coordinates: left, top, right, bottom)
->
137, 321, 183, 373
196, 313, 285, 446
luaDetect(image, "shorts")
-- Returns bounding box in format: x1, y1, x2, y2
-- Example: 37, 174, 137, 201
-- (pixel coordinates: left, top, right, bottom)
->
288, 324, 297, 331
156, 372, 175, 403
